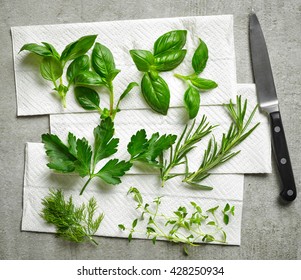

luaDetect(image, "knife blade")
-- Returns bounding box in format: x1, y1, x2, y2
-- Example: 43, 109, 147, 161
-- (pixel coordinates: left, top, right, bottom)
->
249, 12, 297, 202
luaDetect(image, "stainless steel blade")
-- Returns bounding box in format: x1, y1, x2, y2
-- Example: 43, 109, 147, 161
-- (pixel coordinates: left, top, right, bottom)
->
249, 13, 279, 114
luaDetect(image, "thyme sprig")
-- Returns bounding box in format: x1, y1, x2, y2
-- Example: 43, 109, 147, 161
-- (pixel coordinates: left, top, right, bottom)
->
119, 187, 234, 253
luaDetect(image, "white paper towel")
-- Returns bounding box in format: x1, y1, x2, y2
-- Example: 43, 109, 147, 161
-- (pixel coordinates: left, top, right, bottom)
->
50, 84, 272, 175
22, 143, 244, 245
12, 15, 237, 116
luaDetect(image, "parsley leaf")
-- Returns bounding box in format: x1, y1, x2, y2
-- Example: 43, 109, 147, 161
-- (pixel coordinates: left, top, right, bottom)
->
42, 118, 132, 195
128, 129, 177, 167
41, 133, 77, 173
95, 159, 133, 185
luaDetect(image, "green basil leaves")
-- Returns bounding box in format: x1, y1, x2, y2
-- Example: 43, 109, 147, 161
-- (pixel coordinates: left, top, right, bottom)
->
130, 30, 187, 115
20, 35, 97, 108
154, 30, 187, 55
175, 38, 218, 119
141, 73, 170, 115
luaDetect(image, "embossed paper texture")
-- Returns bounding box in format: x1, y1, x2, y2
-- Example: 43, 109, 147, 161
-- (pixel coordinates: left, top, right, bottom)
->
12, 15, 236, 115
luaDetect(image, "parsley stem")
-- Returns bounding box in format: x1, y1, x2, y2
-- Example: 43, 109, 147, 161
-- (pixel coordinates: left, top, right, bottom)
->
80, 177, 93, 195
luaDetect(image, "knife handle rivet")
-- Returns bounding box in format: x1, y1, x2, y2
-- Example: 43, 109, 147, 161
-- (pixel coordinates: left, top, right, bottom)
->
280, 158, 287, 164
287, 190, 294, 196
274, 126, 281, 133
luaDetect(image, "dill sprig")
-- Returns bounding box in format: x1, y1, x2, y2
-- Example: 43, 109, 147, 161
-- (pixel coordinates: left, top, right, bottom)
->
183, 96, 260, 187
41, 189, 104, 245
160, 115, 216, 186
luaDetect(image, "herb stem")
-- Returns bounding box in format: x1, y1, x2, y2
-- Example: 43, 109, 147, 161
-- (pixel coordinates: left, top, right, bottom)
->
80, 176, 93, 195
108, 82, 114, 117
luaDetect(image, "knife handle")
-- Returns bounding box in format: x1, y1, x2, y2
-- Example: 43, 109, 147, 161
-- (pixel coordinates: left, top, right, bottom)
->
270, 111, 297, 201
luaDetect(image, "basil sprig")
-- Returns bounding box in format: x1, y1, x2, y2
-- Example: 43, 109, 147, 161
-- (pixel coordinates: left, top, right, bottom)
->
20, 35, 97, 108
73, 43, 138, 119
175, 38, 218, 119
130, 30, 187, 115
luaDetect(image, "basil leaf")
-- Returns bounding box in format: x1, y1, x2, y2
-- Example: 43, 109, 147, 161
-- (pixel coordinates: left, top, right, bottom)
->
60, 35, 97, 64
190, 77, 218, 91
74, 71, 104, 86
41, 42, 60, 59
67, 55, 90, 83
192, 38, 208, 74
19, 43, 53, 57
184, 85, 200, 119
92, 42, 120, 82
141, 72, 170, 115
154, 49, 187, 71
40, 56, 63, 82
153, 30, 187, 55
129, 50, 154, 72
74, 86, 100, 111
118, 82, 139, 102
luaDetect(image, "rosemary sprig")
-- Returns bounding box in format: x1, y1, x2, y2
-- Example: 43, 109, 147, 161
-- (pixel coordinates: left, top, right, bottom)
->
41, 189, 104, 245
119, 187, 234, 254
160, 115, 216, 186
183, 96, 260, 187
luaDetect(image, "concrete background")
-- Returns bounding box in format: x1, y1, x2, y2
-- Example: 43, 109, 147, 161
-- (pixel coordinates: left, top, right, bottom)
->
0, 0, 300, 260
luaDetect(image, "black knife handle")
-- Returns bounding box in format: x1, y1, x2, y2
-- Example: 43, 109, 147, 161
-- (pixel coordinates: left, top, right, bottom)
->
270, 111, 296, 201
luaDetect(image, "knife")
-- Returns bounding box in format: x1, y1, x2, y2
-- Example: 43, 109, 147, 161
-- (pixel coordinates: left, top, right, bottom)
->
249, 12, 297, 202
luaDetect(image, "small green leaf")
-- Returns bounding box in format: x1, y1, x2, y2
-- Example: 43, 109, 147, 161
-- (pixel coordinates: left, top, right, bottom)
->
132, 219, 138, 228
184, 85, 200, 119
19, 43, 53, 57
192, 38, 209, 74
224, 203, 230, 212
66, 55, 90, 83
202, 234, 215, 243
154, 50, 187, 71
152, 236, 157, 245
127, 187, 143, 205
118, 224, 126, 231
207, 206, 219, 215
116, 82, 139, 108
60, 35, 97, 64
74, 86, 100, 111
153, 30, 187, 55
141, 72, 170, 115
146, 227, 156, 233
230, 206, 235, 216
190, 77, 218, 91
223, 214, 229, 225
128, 233, 133, 242
207, 221, 216, 226
92, 42, 120, 81
40, 56, 63, 82
74, 71, 104, 86
130, 50, 154, 72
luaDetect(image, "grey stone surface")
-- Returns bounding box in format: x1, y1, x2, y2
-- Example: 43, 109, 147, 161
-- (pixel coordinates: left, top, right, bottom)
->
0, 0, 300, 260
